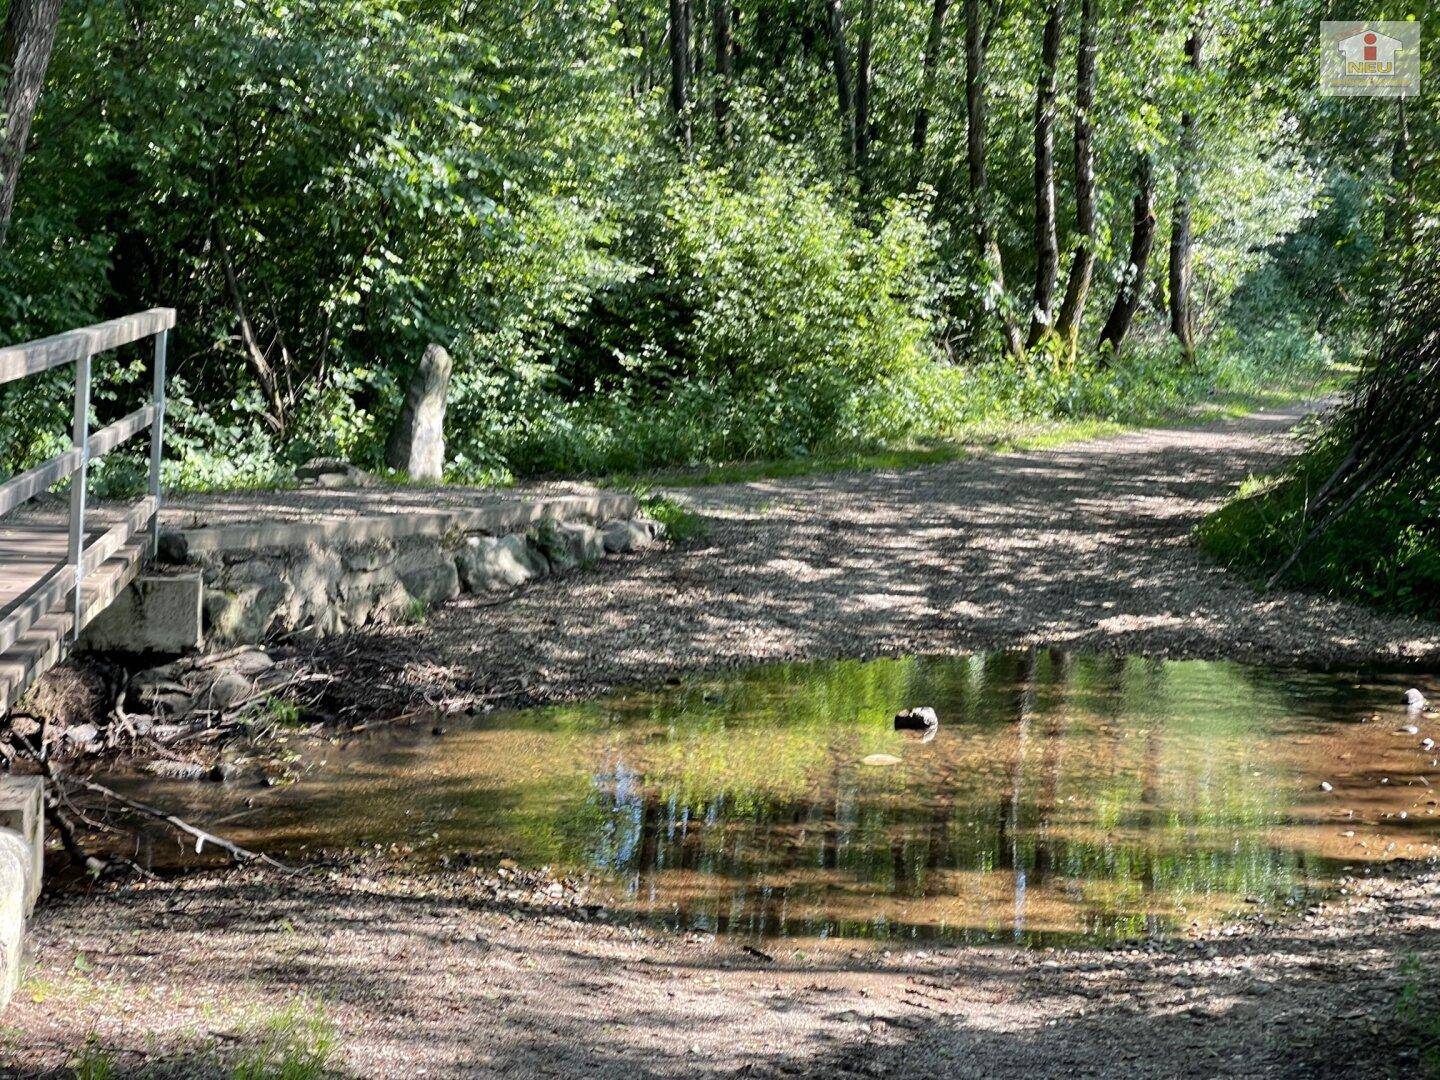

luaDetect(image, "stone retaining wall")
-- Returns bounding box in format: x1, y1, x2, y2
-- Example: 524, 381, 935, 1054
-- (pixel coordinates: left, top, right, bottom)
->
161, 494, 658, 646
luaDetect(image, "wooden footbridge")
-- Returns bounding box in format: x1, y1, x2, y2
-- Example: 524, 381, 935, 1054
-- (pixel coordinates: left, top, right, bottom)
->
0, 309, 173, 714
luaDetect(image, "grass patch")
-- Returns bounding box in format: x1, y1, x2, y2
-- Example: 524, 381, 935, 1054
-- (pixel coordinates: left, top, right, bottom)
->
1399, 955, 1440, 1077
70, 1040, 116, 1080
231, 1003, 338, 1080
602, 380, 1327, 492
1197, 441, 1440, 618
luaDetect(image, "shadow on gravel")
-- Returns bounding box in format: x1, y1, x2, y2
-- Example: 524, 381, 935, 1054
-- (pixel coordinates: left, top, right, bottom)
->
332, 407, 1437, 718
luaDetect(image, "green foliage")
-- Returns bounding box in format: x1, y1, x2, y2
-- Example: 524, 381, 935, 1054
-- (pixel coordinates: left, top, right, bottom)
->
635, 492, 707, 544
69, 1040, 116, 1080
0, 0, 1396, 500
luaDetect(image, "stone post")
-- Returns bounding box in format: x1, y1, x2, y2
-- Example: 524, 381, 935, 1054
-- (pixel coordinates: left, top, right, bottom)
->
385, 344, 452, 483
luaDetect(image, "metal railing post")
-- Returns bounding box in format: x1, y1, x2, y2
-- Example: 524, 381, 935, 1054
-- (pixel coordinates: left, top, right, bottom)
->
67, 339, 93, 639
148, 328, 168, 556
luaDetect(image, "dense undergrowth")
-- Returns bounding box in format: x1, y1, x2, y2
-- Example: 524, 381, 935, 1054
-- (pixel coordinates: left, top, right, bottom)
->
1199, 250, 1440, 620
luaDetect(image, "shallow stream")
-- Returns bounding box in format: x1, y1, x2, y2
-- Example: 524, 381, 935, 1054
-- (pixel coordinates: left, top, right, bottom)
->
102, 651, 1440, 946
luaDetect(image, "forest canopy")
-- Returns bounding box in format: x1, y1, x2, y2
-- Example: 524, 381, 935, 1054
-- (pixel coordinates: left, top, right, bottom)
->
0, 1, 1430, 498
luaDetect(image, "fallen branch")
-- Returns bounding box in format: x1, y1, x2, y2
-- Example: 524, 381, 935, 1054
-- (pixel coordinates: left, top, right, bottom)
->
65, 776, 295, 873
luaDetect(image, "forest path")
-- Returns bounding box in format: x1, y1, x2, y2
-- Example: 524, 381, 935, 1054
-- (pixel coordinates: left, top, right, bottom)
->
404, 399, 1438, 711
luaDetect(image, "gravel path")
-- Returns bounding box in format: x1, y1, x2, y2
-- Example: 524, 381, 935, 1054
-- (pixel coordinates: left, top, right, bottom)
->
399, 402, 1438, 711
4, 858, 1435, 1077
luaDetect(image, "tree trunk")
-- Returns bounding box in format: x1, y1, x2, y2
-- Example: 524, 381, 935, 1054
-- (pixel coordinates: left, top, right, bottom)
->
0, 0, 63, 249
668, 0, 691, 148
965, 0, 1023, 358
826, 0, 856, 167
713, 0, 732, 139
1098, 152, 1156, 357
1167, 28, 1200, 362
1053, 0, 1096, 355
1025, 1, 1062, 349
911, 0, 950, 159
688, 0, 700, 89
855, 0, 875, 179
1383, 97, 1412, 249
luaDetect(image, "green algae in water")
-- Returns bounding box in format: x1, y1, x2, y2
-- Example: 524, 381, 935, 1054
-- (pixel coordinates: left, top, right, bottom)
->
108, 651, 1440, 946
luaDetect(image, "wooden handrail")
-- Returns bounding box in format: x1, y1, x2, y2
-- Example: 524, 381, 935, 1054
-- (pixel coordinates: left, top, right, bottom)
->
0, 307, 173, 647
0, 307, 174, 388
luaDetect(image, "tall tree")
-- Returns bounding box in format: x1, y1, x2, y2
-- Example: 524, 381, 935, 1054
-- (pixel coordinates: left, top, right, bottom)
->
826, 0, 856, 167
1053, 0, 1097, 355
668, 0, 691, 148
0, 0, 63, 248
1098, 151, 1156, 356
1167, 26, 1201, 361
964, 0, 1023, 357
1025, 0, 1062, 349
713, 0, 732, 139
1383, 98, 1412, 249
855, 0, 875, 178
911, 0, 950, 160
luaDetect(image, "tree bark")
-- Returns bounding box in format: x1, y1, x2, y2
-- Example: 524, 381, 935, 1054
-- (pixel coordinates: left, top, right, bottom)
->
0, 0, 63, 248
855, 0, 875, 179
1053, 0, 1096, 355
713, 0, 732, 139
1025, 1, 1062, 349
1167, 28, 1201, 362
1383, 97, 1412, 249
965, 0, 1023, 358
826, 0, 856, 167
1098, 151, 1156, 357
911, 0, 950, 159
668, 0, 691, 148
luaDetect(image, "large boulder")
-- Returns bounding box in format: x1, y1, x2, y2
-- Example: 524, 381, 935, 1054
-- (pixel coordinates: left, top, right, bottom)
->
385, 344, 452, 483
456, 534, 548, 592
551, 522, 605, 570
601, 519, 655, 554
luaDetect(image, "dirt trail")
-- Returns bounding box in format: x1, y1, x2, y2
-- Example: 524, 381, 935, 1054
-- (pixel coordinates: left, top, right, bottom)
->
368, 402, 1438, 714
5, 405, 1440, 1077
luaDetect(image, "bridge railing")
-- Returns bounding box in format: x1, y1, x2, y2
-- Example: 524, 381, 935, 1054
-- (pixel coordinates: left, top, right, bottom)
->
0, 308, 174, 645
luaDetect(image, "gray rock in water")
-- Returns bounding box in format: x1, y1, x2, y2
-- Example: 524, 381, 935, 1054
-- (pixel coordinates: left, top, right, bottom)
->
1406, 688, 1428, 711
385, 343, 452, 482
894, 707, 939, 732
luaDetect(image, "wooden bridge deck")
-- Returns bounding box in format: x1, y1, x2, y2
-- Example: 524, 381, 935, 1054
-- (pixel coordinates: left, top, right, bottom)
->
0, 516, 147, 715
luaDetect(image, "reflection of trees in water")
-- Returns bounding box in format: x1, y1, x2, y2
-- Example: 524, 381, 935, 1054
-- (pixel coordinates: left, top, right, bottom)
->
563, 651, 1327, 942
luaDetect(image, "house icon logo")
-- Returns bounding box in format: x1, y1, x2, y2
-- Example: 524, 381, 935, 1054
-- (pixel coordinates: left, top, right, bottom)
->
1320, 20, 1421, 97
1337, 28, 1401, 75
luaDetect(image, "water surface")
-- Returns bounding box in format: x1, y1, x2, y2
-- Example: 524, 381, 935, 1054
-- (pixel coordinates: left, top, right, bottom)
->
108, 652, 1440, 946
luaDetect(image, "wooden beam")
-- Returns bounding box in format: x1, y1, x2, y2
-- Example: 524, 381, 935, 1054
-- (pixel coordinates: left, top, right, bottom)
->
0, 449, 81, 518
81, 496, 156, 579
0, 307, 176, 387
86, 404, 156, 461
